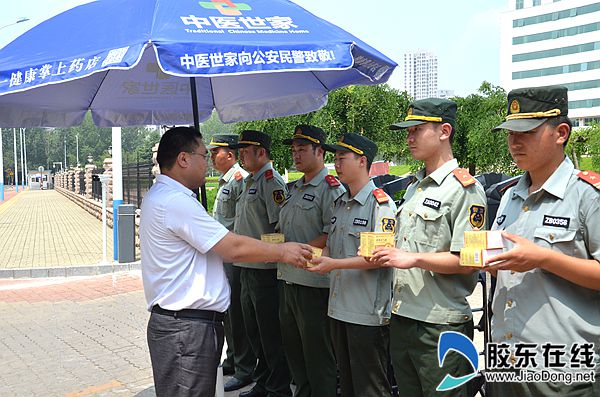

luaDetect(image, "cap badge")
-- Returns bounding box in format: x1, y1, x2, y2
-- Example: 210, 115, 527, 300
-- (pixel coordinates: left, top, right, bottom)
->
510, 99, 520, 114
407, 107, 413, 116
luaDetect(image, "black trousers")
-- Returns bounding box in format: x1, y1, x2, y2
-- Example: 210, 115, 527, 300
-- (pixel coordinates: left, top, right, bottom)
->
240, 268, 291, 396
330, 318, 391, 397
223, 263, 256, 381
147, 311, 224, 397
279, 282, 337, 397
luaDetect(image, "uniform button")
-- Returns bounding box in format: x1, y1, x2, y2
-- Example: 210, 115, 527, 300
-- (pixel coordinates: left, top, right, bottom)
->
464, 315, 469, 321
346, 206, 351, 210
506, 332, 513, 340
549, 233, 555, 241
510, 271, 515, 275
403, 236, 407, 241
409, 212, 414, 217
507, 300, 513, 308
423, 213, 428, 219
277, 271, 282, 278
393, 303, 400, 312
332, 292, 337, 298
417, 188, 423, 192
510, 355, 517, 364
523, 206, 529, 212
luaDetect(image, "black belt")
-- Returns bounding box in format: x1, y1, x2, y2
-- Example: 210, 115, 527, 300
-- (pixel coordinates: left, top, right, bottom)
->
152, 305, 225, 322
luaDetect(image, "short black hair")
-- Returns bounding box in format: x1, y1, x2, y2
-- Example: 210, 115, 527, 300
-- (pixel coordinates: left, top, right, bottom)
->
353, 153, 372, 171
157, 126, 203, 170
546, 116, 572, 147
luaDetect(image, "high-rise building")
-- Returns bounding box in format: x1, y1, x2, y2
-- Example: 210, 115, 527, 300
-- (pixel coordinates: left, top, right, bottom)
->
500, 0, 600, 126
404, 51, 438, 100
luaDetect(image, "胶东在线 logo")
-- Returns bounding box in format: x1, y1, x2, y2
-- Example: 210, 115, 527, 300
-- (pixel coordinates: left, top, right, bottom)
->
436, 331, 479, 391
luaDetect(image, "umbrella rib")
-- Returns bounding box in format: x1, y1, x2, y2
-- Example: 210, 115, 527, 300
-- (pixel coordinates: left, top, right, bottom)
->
87, 70, 110, 112
309, 70, 329, 93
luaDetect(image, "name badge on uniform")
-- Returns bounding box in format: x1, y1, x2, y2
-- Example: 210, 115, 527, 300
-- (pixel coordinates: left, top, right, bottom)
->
496, 215, 506, 226
248, 188, 257, 195
222, 188, 230, 195
423, 198, 441, 210
302, 193, 315, 202
543, 215, 570, 229
353, 218, 368, 227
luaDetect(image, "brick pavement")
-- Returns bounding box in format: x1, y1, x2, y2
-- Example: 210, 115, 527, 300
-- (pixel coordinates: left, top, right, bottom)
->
0, 271, 254, 397
0, 189, 114, 270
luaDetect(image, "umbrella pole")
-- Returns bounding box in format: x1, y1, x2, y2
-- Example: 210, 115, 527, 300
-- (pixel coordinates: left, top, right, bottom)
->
190, 77, 208, 210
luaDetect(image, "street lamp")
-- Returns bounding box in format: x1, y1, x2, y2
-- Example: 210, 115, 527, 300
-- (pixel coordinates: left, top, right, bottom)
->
98, 173, 111, 264
38, 166, 44, 190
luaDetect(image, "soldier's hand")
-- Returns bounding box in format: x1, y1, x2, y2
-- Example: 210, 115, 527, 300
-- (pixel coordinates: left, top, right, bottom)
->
371, 247, 415, 269
485, 231, 547, 272
307, 256, 336, 274
280, 242, 313, 268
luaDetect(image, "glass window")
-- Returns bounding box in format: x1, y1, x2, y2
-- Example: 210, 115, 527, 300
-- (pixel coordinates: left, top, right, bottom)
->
533, 0, 541, 6
512, 2, 600, 28
516, 0, 524, 10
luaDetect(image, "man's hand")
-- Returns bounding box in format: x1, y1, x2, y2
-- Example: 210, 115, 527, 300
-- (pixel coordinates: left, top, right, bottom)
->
370, 247, 416, 269
280, 242, 314, 268
485, 231, 549, 273
307, 256, 337, 274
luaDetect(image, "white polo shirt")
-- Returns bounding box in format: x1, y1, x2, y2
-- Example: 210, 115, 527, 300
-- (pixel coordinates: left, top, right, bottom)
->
140, 174, 230, 313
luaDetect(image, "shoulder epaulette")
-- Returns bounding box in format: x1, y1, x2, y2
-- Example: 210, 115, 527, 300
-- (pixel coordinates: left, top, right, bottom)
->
577, 170, 600, 190
452, 168, 476, 187
325, 174, 340, 187
372, 188, 389, 204
234, 171, 243, 181
265, 169, 273, 181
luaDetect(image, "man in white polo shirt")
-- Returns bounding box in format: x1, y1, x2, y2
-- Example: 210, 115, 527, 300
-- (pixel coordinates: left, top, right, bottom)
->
140, 126, 313, 397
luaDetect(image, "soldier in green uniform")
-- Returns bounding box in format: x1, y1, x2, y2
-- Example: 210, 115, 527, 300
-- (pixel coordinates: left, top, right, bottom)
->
232, 130, 291, 397
487, 85, 600, 396
208, 134, 255, 392
309, 133, 397, 397
277, 125, 345, 397
371, 98, 487, 397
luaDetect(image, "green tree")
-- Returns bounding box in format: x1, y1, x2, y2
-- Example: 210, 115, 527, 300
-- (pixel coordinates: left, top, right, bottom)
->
453, 82, 516, 175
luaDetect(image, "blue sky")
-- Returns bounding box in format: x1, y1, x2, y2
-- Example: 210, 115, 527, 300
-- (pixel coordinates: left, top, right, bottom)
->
0, 0, 507, 96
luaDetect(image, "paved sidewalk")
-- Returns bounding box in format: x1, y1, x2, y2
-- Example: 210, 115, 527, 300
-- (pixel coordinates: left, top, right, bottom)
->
0, 189, 114, 270
0, 271, 253, 397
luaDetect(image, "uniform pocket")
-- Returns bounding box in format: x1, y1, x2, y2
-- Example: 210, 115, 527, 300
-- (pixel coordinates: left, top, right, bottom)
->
533, 227, 576, 256
413, 208, 444, 248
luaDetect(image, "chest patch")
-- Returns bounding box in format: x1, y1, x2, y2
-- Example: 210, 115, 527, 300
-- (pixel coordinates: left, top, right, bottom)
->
353, 218, 368, 227
496, 215, 506, 226
423, 198, 441, 210
543, 215, 570, 229
221, 188, 230, 195
302, 193, 315, 202
248, 188, 257, 195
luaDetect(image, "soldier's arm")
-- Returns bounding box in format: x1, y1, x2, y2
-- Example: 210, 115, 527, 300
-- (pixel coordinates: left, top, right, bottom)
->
308, 255, 379, 273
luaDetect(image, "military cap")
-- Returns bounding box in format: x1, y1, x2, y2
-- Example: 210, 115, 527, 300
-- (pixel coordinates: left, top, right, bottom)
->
231, 130, 271, 149
390, 98, 457, 129
493, 85, 569, 132
282, 124, 327, 146
325, 133, 378, 163
207, 134, 239, 149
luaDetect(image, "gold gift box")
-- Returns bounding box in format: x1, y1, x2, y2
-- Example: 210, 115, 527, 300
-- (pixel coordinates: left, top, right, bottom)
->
359, 232, 395, 257
307, 246, 322, 268
460, 247, 503, 267
463, 231, 504, 250
261, 233, 285, 243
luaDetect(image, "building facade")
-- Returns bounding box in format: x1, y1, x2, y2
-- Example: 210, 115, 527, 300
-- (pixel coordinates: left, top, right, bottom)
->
500, 0, 600, 126
403, 51, 438, 100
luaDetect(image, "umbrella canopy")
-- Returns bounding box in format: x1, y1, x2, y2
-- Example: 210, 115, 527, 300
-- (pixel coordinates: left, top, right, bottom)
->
0, 0, 396, 127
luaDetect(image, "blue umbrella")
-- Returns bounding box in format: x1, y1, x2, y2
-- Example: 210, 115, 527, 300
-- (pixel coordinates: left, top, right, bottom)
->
0, 0, 396, 128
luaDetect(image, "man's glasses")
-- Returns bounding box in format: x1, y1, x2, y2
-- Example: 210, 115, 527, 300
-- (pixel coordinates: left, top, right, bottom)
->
187, 151, 209, 160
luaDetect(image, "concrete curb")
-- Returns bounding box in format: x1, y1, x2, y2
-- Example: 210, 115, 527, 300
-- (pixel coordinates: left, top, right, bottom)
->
0, 261, 141, 279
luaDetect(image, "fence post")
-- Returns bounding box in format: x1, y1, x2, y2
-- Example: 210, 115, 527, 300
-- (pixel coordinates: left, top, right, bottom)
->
103, 157, 113, 209
136, 152, 142, 208
85, 164, 96, 199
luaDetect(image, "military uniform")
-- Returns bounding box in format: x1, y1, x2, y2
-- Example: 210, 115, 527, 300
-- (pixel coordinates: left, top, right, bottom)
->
389, 99, 487, 397
490, 86, 600, 397
277, 125, 345, 397
232, 130, 291, 397
325, 133, 397, 397
208, 134, 255, 385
